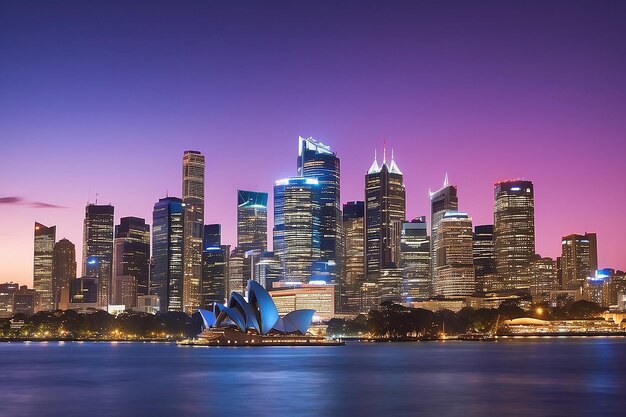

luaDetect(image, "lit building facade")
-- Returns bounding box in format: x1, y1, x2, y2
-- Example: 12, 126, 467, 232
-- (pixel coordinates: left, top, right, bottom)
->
365, 150, 405, 279
494, 180, 535, 291
584, 269, 612, 307
237, 190, 268, 252
273, 177, 321, 282
400, 217, 430, 299
83, 204, 114, 308
342, 201, 365, 311
270, 282, 335, 322
113, 217, 150, 304
472, 224, 496, 293
33, 222, 56, 311
434, 212, 475, 297
529, 255, 559, 298
69, 277, 98, 307
182, 150, 205, 313
297, 137, 341, 285
201, 224, 227, 307
53, 238, 76, 309
429, 175, 458, 291
560, 233, 597, 290
152, 197, 185, 312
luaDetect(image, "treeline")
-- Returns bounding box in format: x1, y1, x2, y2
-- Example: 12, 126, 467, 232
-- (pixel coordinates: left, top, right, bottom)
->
327, 300, 607, 339
0, 309, 203, 340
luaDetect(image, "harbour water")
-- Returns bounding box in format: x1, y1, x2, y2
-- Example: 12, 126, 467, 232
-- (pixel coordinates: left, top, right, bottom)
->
1, 338, 625, 417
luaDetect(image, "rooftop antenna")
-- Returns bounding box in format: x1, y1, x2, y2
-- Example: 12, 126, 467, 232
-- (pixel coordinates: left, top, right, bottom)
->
374, 148, 377, 161
95, 192, 99, 205
383, 140, 387, 164
444, 173, 449, 188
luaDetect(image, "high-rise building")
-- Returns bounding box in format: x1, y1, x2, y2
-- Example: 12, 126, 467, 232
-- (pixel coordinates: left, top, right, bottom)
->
237, 190, 268, 252
342, 201, 365, 311
584, 269, 612, 307
113, 217, 150, 303
83, 204, 114, 308
227, 248, 245, 295
254, 251, 281, 290
434, 212, 475, 297
69, 277, 98, 306
297, 137, 341, 284
528, 255, 559, 298
472, 225, 496, 293
182, 150, 205, 313
152, 197, 185, 312
273, 177, 321, 282
201, 224, 227, 307
400, 217, 431, 299
365, 149, 405, 279
429, 174, 458, 290
560, 233, 597, 290
33, 222, 56, 311
494, 180, 535, 292
53, 238, 76, 309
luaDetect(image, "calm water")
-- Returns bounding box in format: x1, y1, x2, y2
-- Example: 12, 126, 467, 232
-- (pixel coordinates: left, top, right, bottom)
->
1, 338, 625, 417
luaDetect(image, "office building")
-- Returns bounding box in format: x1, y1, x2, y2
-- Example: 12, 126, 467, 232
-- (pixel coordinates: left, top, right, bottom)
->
365, 149, 405, 279
152, 197, 185, 312
237, 190, 268, 252
33, 222, 56, 311
182, 150, 205, 312
53, 238, 76, 309
13, 286, 38, 315
342, 201, 365, 311
400, 217, 431, 299
83, 204, 114, 308
69, 277, 98, 307
472, 225, 496, 293
273, 177, 321, 282
584, 269, 612, 307
201, 224, 227, 307
113, 217, 150, 303
529, 255, 559, 299
494, 180, 535, 291
112, 275, 136, 308
270, 282, 335, 322
560, 233, 597, 290
429, 175, 458, 290
434, 212, 475, 297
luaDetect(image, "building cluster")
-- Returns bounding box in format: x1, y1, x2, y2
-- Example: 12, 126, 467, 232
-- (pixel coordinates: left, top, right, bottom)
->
3, 136, 625, 319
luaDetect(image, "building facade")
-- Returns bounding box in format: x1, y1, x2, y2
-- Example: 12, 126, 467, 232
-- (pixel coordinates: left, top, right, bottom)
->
342, 201, 365, 311
152, 197, 185, 312
560, 233, 597, 290
494, 180, 535, 291
434, 212, 475, 297
53, 238, 76, 309
113, 217, 150, 304
400, 217, 431, 299
33, 222, 56, 311
237, 190, 268, 252
83, 204, 114, 308
429, 175, 458, 291
201, 224, 227, 307
472, 224, 496, 293
182, 150, 205, 313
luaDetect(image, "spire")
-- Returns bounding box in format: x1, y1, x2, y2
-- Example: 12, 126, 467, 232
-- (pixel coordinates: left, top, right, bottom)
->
368, 148, 381, 174
388, 147, 403, 175
443, 172, 449, 188
382, 140, 387, 165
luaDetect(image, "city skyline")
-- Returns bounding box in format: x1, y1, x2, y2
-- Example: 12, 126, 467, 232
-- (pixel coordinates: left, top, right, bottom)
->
2, 1, 626, 286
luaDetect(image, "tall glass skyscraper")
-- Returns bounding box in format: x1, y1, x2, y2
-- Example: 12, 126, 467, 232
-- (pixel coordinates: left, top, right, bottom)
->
400, 217, 431, 299
83, 204, 114, 308
342, 201, 365, 311
273, 177, 321, 282
494, 180, 535, 291
182, 150, 205, 313
473, 224, 496, 293
365, 149, 405, 280
114, 217, 150, 301
34, 222, 56, 311
53, 238, 76, 309
429, 175, 458, 289
297, 137, 340, 282
237, 190, 268, 252
152, 197, 185, 312
201, 224, 227, 307
434, 212, 475, 297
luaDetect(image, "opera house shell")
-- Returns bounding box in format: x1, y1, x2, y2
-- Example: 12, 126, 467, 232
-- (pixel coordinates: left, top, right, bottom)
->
195, 280, 322, 344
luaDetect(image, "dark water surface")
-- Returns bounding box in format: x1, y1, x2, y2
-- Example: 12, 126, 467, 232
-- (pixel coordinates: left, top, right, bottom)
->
1, 338, 625, 417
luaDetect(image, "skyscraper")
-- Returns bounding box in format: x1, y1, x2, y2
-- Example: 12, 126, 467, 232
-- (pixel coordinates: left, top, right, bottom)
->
113, 217, 150, 302
560, 232, 597, 290
529, 255, 559, 298
297, 137, 341, 283
365, 149, 405, 280
342, 201, 365, 311
237, 190, 268, 252
182, 150, 205, 313
472, 225, 496, 293
434, 212, 475, 297
83, 204, 114, 308
152, 197, 185, 312
493, 180, 535, 291
34, 222, 56, 311
400, 217, 431, 299
273, 177, 321, 282
429, 174, 458, 289
201, 224, 227, 307
53, 238, 76, 309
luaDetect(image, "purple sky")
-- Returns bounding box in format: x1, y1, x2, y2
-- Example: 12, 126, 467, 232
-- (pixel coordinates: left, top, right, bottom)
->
1, 1, 625, 286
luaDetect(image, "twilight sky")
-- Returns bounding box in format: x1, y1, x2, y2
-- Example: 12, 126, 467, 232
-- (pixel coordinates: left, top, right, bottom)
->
1, 0, 625, 286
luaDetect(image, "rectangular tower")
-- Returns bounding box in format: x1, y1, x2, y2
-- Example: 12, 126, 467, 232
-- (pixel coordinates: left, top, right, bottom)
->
434, 212, 475, 297
237, 190, 268, 252
342, 201, 365, 311
400, 217, 431, 299
34, 222, 56, 311
113, 217, 150, 305
83, 204, 114, 309
429, 175, 458, 290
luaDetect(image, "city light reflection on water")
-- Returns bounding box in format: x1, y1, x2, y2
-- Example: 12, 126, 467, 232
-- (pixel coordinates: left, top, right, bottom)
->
1, 338, 625, 417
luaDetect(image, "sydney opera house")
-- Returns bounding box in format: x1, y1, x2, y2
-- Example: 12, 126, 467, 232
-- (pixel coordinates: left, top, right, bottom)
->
190, 280, 342, 346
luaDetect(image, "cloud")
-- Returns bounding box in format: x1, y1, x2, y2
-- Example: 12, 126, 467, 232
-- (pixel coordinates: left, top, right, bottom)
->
0, 196, 66, 209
